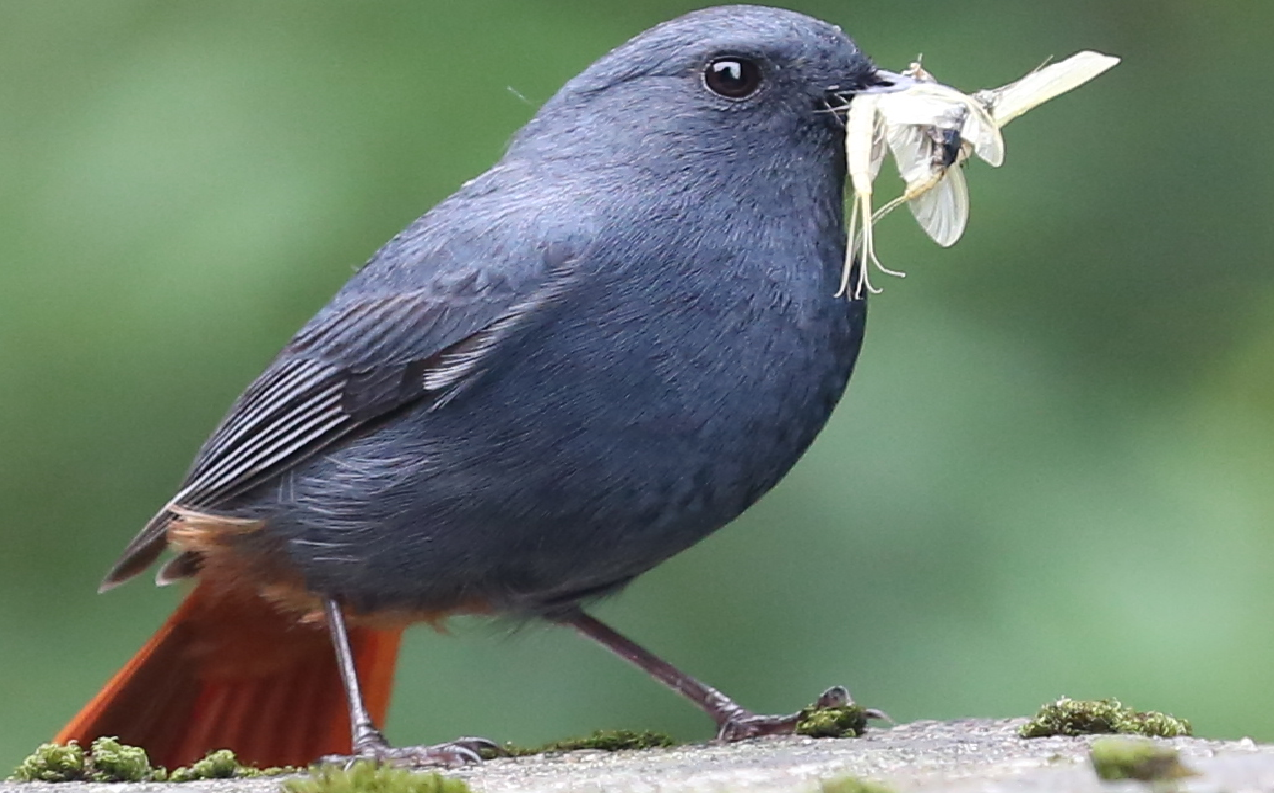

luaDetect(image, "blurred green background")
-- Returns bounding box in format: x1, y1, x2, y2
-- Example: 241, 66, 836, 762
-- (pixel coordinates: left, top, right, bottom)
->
3, 0, 1272, 771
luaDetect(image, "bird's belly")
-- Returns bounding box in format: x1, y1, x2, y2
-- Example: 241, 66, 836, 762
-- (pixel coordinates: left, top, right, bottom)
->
247, 296, 865, 616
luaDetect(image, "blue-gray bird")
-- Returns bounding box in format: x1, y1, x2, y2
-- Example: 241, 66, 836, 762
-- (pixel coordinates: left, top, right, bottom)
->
57, 4, 908, 769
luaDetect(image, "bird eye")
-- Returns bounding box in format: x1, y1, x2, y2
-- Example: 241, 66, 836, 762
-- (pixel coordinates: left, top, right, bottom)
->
703, 57, 762, 99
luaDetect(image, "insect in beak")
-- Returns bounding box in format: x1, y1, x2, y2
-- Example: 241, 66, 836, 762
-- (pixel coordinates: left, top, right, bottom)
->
838, 51, 1120, 300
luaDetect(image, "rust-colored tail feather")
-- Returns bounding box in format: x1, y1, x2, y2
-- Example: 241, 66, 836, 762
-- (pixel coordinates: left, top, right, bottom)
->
54, 583, 402, 769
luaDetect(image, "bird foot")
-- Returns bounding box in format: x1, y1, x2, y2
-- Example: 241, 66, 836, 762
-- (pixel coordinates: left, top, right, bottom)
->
320, 733, 502, 768
715, 686, 890, 742
715, 710, 803, 741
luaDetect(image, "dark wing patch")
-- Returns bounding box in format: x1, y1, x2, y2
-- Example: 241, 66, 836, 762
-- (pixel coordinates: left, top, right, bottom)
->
180, 359, 349, 507
102, 263, 579, 590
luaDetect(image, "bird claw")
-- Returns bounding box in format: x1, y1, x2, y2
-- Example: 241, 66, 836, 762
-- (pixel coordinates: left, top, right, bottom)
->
714, 686, 890, 742
813, 684, 891, 720
319, 735, 501, 768
814, 684, 893, 723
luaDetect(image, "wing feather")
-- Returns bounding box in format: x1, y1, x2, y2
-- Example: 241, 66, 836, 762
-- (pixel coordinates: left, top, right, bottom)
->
102, 260, 580, 589
191, 359, 337, 469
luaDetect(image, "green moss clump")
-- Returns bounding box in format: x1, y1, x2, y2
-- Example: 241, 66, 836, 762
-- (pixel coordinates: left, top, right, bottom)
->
1133, 711, 1195, 738
499, 728, 676, 756
87, 736, 154, 782
163, 748, 298, 780
10, 739, 299, 783
284, 761, 469, 793
819, 773, 894, 792
167, 748, 242, 781
796, 704, 873, 739
12, 741, 88, 782
249, 765, 302, 777
1089, 737, 1196, 782
1020, 698, 1192, 738
538, 728, 675, 753
11, 737, 156, 783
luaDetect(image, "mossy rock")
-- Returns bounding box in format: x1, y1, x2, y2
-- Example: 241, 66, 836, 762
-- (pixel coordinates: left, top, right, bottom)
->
797, 704, 874, 738
819, 773, 894, 792
501, 728, 676, 756
1020, 697, 1191, 738
285, 760, 469, 793
1089, 737, 1196, 782
12, 741, 89, 782
10, 739, 296, 783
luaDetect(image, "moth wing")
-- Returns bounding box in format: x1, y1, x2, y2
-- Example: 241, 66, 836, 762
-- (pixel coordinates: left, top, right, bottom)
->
880, 86, 1003, 167
877, 86, 968, 128
885, 119, 939, 191
979, 51, 1120, 127
961, 104, 1005, 166
908, 165, 969, 247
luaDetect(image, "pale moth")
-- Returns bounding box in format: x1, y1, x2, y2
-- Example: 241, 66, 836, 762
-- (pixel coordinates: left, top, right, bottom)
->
841, 50, 1120, 298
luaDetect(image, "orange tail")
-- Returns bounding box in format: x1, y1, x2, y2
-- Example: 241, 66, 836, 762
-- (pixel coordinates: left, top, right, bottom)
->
54, 582, 402, 769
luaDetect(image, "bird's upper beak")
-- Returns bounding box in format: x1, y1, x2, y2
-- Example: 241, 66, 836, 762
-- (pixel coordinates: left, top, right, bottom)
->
857, 68, 919, 94
826, 68, 917, 109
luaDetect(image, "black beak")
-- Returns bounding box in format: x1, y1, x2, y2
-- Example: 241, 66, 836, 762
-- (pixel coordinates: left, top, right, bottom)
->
857, 68, 918, 94
826, 68, 917, 111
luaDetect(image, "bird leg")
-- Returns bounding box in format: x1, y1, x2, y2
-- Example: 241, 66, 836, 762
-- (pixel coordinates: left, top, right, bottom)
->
321, 599, 499, 767
558, 609, 874, 741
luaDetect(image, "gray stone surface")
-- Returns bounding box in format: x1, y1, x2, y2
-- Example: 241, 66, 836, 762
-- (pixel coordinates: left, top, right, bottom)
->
6, 719, 1274, 792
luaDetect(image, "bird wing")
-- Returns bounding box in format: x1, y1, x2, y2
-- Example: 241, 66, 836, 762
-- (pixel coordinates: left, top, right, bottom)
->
102, 255, 580, 589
